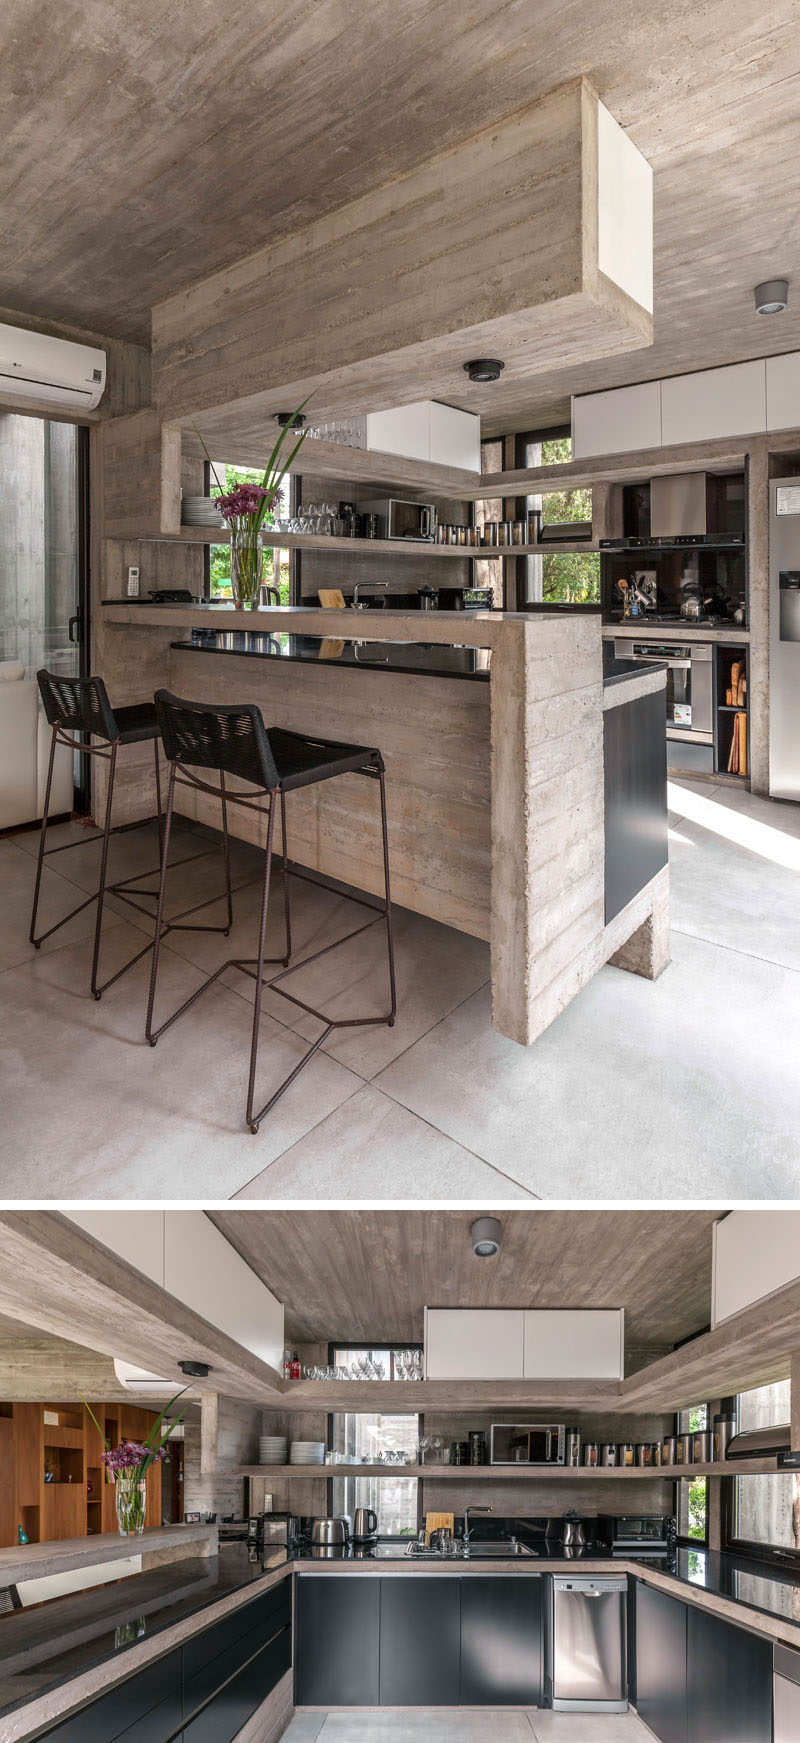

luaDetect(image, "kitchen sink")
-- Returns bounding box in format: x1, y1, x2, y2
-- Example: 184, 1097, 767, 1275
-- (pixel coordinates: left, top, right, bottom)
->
465, 1540, 538, 1558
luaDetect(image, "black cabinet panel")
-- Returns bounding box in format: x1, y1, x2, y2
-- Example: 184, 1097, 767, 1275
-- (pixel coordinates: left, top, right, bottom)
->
295, 1575, 380, 1707
41, 1647, 183, 1741
635, 1580, 687, 1743
459, 1575, 541, 1707
687, 1606, 772, 1743
183, 1580, 289, 1681
183, 1626, 291, 1743
380, 1577, 460, 1707
604, 688, 668, 923
183, 1587, 290, 1715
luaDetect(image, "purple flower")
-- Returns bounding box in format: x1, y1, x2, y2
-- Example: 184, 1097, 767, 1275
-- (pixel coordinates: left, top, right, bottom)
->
217, 482, 279, 523
102, 1440, 166, 1473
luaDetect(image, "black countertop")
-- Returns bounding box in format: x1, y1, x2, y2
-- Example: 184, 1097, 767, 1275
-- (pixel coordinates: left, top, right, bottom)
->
0, 1545, 288, 1722
169, 628, 492, 681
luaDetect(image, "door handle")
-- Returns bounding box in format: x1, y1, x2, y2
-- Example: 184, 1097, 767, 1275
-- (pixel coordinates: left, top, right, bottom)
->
68, 614, 82, 644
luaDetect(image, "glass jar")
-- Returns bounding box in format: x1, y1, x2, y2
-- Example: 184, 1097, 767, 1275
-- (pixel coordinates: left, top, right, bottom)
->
115, 1472, 147, 1537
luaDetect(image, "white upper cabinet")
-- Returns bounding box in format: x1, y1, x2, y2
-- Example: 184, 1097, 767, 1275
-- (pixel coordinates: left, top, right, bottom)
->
766, 350, 800, 431
366, 400, 481, 471
660, 359, 766, 445
424, 1308, 524, 1379
572, 380, 661, 459
424, 1307, 624, 1380
712, 1210, 800, 1326
522, 1309, 624, 1379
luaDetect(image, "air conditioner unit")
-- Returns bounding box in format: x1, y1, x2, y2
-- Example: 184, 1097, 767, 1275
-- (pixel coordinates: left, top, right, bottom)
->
114, 1358, 198, 1402
0, 321, 106, 410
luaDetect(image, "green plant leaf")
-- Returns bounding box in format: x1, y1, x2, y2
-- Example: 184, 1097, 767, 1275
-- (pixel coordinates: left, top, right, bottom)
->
81, 1397, 111, 1453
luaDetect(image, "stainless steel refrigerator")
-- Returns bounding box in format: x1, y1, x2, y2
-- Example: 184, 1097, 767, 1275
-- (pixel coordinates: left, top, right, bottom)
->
769, 476, 800, 802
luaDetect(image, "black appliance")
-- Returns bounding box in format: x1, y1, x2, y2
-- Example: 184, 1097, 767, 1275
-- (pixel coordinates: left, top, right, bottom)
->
596, 1514, 676, 1555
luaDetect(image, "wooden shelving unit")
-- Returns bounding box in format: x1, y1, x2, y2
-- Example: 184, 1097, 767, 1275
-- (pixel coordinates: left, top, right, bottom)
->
715, 644, 749, 779
0, 1401, 163, 1549
237, 1459, 776, 1481
111, 526, 597, 560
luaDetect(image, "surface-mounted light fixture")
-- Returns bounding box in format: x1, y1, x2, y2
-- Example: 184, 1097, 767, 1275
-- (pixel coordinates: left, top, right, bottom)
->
754, 279, 788, 315
463, 359, 505, 383
274, 411, 307, 427
178, 1359, 211, 1377
471, 1216, 502, 1257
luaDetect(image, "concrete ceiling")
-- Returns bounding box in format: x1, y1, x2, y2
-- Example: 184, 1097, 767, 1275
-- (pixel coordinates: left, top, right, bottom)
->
208, 1209, 723, 1354
4, 2, 800, 432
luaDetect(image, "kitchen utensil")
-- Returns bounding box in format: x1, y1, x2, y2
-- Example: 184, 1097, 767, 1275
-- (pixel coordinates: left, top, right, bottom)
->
425, 1511, 454, 1541
428, 1526, 453, 1553
561, 1512, 587, 1549
352, 1507, 378, 1541
418, 585, 439, 610
310, 1517, 349, 1545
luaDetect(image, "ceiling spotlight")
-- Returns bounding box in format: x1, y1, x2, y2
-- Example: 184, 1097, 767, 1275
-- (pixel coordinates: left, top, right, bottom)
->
754, 279, 788, 315
274, 411, 307, 428
471, 1216, 502, 1258
464, 358, 505, 384
177, 1359, 210, 1378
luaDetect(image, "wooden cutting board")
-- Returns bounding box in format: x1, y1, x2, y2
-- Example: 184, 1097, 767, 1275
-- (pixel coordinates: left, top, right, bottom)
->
424, 1511, 454, 1537
318, 588, 346, 609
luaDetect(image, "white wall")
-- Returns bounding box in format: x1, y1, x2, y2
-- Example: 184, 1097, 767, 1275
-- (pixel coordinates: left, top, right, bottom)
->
712, 1210, 800, 1326
596, 99, 653, 315
66, 1211, 284, 1371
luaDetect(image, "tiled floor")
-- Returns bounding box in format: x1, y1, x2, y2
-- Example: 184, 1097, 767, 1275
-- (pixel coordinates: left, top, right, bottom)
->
1, 777, 799, 1197
283, 1712, 652, 1741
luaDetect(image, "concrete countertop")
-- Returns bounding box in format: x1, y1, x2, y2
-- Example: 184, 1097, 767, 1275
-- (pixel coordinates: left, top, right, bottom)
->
604, 621, 750, 643
0, 1524, 218, 1588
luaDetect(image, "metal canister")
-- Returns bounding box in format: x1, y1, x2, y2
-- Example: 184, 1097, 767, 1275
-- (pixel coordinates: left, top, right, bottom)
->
468, 1431, 486, 1466
693, 1430, 713, 1463
497, 521, 513, 546
582, 1441, 599, 1468
600, 1443, 617, 1466
635, 1443, 653, 1467
662, 1435, 678, 1467
675, 1435, 689, 1465
528, 508, 541, 543
565, 1428, 581, 1467
714, 1413, 735, 1462
618, 1442, 635, 1468
483, 522, 499, 545
512, 520, 525, 545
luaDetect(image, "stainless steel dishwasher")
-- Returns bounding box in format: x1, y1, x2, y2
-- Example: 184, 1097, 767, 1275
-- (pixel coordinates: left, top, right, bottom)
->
550, 1575, 628, 1712
774, 1641, 800, 1741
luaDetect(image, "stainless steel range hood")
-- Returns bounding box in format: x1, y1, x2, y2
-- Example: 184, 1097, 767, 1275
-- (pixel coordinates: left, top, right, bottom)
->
725, 1424, 791, 1460
650, 473, 708, 539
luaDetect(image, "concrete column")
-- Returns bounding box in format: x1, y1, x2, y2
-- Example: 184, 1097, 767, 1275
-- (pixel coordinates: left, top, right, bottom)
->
747, 439, 769, 795
0, 412, 45, 672
199, 1392, 219, 1477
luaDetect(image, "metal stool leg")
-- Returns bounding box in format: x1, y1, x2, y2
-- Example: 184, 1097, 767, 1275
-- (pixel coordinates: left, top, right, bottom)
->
145, 763, 176, 1044
90, 741, 118, 999
29, 725, 57, 946
153, 734, 165, 862
219, 772, 233, 935
245, 797, 277, 1133
378, 769, 397, 1025
280, 789, 292, 967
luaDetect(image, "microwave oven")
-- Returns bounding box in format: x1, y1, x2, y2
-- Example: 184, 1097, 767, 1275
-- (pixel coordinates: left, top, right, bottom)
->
356, 497, 435, 542
489, 1423, 566, 1466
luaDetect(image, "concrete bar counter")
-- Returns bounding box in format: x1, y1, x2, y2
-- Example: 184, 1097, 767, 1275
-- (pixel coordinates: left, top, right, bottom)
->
97, 601, 669, 1047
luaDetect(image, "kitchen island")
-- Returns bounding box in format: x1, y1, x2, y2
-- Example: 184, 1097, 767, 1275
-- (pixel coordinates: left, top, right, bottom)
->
97, 601, 669, 1047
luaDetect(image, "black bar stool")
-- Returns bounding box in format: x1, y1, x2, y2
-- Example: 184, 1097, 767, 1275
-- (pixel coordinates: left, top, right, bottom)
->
30, 671, 235, 998
145, 689, 397, 1134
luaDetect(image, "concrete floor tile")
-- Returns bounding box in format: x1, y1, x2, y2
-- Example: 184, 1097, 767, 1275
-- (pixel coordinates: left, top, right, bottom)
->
669, 813, 800, 971
283, 1720, 327, 1742
530, 1715, 650, 1741
314, 1716, 536, 1740
375, 930, 800, 1196
235, 1083, 533, 1200
0, 923, 364, 1198
666, 777, 720, 821
0, 840, 129, 973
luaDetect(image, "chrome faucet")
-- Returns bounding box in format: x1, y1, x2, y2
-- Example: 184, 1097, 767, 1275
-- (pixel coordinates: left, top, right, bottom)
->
462, 1505, 493, 1549
352, 581, 388, 609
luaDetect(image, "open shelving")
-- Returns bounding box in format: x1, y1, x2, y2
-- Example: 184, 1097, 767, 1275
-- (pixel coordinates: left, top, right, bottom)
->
112, 526, 597, 560
237, 1458, 776, 1481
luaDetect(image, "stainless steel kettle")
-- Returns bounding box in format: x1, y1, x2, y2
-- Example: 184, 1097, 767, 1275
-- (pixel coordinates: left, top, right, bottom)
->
310, 1516, 350, 1546
352, 1507, 378, 1541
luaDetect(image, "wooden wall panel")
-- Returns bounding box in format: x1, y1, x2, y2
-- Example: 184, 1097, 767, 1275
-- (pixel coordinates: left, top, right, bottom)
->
0, 1416, 15, 1548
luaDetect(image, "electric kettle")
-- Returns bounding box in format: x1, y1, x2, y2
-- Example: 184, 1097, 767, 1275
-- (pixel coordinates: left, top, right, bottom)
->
352, 1507, 378, 1541
561, 1511, 586, 1549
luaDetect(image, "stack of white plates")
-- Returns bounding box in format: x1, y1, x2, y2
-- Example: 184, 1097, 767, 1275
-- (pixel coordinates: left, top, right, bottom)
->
259, 1435, 288, 1466
289, 1440, 326, 1466
181, 495, 225, 528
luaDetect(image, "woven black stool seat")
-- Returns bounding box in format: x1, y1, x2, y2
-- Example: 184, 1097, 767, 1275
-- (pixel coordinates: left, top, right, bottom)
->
30, 670, 234, 999
147, 689, 397, 1134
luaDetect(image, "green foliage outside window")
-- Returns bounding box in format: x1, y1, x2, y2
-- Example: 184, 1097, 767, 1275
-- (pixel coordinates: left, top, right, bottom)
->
685, 1404, 708, 1541
209, 465, 290, 602
539, 435, 600, 604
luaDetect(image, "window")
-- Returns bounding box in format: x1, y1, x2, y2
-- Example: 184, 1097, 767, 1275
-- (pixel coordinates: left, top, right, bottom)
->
207, 464, 292, 602
724, 1380, 796, 1563
330, 1344, 420, 1538
519, 428, 600, 606
676, 1403, 708, 1544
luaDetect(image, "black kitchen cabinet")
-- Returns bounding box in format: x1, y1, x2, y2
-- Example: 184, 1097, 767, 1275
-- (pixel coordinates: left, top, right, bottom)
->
686, 1604, 772, 1743
379, 1576, 461, 1706
183, 1624, 291, 1743
295, 1574, 380, 1707
459, 1575, 542, 1706
38, 1647, 183, 1741
634, 1578, 687, 1743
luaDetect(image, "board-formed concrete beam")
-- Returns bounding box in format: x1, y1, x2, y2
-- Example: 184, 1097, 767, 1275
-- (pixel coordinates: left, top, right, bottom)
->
152, 78, 652, 431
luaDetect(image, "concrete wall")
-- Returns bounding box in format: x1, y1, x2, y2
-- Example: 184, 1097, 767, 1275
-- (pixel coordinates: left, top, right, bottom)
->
0, 413, 78, 677
183, 1396, 261, 1520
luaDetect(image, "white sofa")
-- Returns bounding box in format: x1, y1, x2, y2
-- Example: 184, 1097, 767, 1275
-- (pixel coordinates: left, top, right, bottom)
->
0, 661, 73, 829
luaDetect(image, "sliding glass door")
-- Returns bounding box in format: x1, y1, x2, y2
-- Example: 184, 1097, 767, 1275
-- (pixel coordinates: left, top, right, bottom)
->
0, 411, 89, 804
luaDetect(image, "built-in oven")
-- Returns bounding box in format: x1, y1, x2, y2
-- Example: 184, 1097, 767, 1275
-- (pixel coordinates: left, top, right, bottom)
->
614, 639, 713, 745
489, 1423, 566, 1466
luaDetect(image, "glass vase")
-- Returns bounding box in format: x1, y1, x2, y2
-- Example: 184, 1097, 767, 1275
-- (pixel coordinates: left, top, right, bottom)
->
115, 1471, 147, 1537
230, 529, 263, 609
